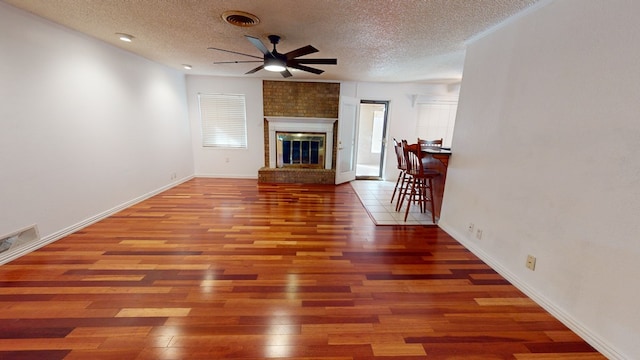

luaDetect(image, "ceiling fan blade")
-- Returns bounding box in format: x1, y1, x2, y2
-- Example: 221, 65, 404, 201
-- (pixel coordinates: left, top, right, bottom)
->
290, 58, 337, 65
207, 47, 262, 60
214, 60, 263, 64
284, 45, 318, 59
245, 35, 272, 57
245, 65, 265, 74
280, 69, 293, 78
288, 63, 324, 75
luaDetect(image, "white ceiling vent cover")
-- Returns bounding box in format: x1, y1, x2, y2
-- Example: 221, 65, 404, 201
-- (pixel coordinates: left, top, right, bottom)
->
221, 11, 260, 27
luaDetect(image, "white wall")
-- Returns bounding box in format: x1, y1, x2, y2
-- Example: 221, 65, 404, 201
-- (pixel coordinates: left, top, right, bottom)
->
439, 1, 640, 358
186, 76, 264, 178
0, 3, 193, 259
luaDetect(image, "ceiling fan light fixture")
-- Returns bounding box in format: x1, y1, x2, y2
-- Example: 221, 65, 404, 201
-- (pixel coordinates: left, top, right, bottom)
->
264, 58, 286, 72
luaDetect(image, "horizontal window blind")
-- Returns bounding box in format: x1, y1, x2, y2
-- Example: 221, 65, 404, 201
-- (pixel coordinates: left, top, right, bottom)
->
198, 93, 247, 149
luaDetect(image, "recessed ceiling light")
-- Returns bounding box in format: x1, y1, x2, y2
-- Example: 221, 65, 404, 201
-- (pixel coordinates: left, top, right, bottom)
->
182, 64, 192, 70
116, 33, 134, 42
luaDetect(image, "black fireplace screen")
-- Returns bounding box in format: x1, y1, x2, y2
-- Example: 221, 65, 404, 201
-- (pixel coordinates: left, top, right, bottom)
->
276, 132, 326, 168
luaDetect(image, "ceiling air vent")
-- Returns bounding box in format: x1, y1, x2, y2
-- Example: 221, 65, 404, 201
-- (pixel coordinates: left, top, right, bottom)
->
222, 11, 260, 27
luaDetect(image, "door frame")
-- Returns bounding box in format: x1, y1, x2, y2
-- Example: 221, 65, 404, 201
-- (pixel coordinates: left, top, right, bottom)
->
356, 100, 390, 180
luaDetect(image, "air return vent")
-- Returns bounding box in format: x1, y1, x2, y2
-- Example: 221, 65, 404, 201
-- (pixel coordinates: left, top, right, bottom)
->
0, 225, 39, 255
221, 11, 260, 27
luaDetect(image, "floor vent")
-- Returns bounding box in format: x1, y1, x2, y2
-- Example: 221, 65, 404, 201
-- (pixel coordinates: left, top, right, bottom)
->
0, 225, 39, 254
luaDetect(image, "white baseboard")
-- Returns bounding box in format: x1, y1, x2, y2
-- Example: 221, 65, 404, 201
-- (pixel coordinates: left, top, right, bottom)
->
0, 175, 194, 265
438, 220, 625, 360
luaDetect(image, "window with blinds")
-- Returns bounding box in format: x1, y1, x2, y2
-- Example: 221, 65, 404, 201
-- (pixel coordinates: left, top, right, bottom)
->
198, 93, 247, 149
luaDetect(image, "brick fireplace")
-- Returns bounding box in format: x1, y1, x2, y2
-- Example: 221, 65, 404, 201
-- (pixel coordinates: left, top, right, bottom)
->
259, 116, 337, 184
266, 117, 336, 169
259, 81, 339, 184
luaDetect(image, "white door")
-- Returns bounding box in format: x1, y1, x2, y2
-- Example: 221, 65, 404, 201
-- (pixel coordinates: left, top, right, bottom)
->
335, 96, 359, 184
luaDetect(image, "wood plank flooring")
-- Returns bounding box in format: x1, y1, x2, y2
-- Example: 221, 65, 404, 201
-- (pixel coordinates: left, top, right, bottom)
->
0, 178, 604, 359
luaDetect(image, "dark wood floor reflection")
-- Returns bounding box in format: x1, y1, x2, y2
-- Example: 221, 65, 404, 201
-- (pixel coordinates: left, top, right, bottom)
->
0, 178, 604, 359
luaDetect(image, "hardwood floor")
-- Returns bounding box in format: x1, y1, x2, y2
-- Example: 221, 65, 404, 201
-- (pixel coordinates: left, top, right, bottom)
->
0, 178, 604, 359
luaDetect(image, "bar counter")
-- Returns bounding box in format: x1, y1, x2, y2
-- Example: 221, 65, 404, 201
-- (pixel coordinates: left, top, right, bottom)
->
421, 147, 451, 220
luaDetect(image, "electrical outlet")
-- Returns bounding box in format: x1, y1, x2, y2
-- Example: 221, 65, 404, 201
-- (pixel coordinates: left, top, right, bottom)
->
476, 228, 483, 240
526, 255, 536, 271
468, 223, 474, 232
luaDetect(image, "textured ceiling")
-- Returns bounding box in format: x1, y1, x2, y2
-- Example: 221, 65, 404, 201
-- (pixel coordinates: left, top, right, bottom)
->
3, 0, 539, 83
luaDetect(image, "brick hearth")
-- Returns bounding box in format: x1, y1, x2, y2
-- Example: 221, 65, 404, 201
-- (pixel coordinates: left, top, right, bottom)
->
258, 167, 336, 184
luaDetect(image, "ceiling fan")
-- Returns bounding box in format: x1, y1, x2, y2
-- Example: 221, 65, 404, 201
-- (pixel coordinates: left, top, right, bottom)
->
208, 35, 337, 78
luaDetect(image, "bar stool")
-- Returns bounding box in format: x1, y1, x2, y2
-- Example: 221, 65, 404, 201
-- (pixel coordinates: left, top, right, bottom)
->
398, 141, 439, 223
390, 138, 408, 205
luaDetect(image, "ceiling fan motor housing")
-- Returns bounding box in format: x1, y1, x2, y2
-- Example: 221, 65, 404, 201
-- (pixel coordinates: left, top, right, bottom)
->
268, 35, 281, 45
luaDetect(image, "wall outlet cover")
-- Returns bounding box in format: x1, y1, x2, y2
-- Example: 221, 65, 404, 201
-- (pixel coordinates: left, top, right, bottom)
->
526, 255, 536, 271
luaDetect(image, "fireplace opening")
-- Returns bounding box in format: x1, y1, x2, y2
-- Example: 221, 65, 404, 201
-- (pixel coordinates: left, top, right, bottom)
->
276, 132, 325, 168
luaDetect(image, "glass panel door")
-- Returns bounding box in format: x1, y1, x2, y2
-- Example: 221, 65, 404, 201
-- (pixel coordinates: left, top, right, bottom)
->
356, 101, 389, 180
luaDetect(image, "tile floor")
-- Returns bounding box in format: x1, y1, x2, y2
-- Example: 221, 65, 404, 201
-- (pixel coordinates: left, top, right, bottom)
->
356, 163, 380, 177
350, 180, 437, 225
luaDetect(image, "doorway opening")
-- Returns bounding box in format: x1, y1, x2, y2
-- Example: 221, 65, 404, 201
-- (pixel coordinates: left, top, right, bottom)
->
356, 100, 389, 180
